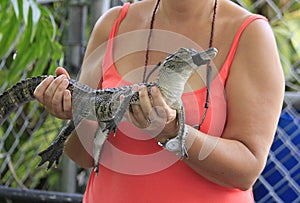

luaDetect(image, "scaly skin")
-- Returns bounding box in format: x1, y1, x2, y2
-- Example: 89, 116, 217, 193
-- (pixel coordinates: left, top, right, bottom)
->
0, 47, 218, 173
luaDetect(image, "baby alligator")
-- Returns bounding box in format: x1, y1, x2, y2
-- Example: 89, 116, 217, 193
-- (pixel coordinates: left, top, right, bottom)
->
0, 47, 217, 174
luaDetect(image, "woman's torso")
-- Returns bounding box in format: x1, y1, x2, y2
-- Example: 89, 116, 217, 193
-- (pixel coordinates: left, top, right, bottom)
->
83, 1, 265, 202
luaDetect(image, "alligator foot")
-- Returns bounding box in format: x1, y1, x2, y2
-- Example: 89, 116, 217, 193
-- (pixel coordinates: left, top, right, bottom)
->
93, 127, 109, 175
37, 120, 75, 169
38, 142, 64, 169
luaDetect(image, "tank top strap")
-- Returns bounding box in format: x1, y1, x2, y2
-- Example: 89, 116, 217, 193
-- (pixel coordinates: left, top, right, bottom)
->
98, 3, 130, 89
109, 2, 130, 39
219, 14, 268, 84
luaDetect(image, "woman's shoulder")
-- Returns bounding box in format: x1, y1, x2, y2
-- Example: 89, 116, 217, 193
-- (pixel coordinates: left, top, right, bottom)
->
120, 0, 156, 31
221, 2, 282, 86
216, 1, 271, 52
220, 1, 271, 43
86, 6, 123, 47
218, 1, 254, 28
94, 1, 154, 34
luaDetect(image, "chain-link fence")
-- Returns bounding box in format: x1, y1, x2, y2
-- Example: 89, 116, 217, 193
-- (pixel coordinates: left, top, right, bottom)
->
0, 59, 65, 190
253, 101, 300, 203
0, 0, 89, 196
1, 0, 300, 202
233, 1, 300, 201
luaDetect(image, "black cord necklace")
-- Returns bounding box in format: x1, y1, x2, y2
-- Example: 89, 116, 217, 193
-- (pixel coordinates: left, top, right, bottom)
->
142, 0, 160, 83
143, 0, 218, 130
199, 0, 218, 129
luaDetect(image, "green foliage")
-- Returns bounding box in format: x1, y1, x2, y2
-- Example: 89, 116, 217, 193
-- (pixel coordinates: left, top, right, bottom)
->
233, 0, 300, 84
0, 112, 63, 189
272, 10, 300, 80
0, 0, 64, 190
0, 0, 64, 85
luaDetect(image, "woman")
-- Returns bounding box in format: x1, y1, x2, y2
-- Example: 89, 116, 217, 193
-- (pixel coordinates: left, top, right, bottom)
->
34, 0, 284, 202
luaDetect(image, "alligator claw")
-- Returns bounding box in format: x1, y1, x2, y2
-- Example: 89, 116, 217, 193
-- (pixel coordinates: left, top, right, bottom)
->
38, 143, 64, 169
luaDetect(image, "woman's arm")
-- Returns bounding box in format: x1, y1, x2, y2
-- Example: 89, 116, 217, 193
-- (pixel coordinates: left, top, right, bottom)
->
185, 20, 284, 190
64, 6, 126, 168
34, 6, 123, 168
134, 19, 284, 190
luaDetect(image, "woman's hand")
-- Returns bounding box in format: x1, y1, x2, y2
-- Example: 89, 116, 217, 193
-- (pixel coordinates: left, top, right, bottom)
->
34, 67, 72, 120
127, 85, 179, 143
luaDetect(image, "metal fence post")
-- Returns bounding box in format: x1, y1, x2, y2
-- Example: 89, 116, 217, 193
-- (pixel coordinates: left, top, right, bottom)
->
65, 0, 89, 76
110, 0, 123, 7
62, 0, 89, 193
90, 0, 111, 29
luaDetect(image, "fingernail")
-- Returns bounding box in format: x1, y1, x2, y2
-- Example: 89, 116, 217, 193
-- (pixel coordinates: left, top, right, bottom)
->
47, 75, 54, 80
59, 75, 66, 79
64, 90, 70, 97
63, 79, 69, 86
138, 85, 146, 94
132, 84, 138, 92
140, 85, 146, 90
151, 86, 157, 94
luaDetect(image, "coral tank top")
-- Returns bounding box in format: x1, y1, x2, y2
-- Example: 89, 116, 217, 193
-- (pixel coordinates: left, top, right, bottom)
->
83, 3, 267, 202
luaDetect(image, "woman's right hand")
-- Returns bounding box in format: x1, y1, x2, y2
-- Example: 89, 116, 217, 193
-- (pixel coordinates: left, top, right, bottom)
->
34, 67, 72, 120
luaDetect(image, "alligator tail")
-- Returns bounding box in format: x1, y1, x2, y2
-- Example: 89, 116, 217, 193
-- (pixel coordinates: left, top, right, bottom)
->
0, 76, 48, 125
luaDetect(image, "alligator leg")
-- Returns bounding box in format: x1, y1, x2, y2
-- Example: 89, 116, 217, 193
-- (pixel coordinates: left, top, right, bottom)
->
93, 125, 109, 175
176, 103, 189, 159
38, 120, 75, 169
93, 90, 136, 174
104, 89, 136, 136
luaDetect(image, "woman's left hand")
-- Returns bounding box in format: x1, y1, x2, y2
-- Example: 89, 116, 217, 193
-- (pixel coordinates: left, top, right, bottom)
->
127, 85, 179, 143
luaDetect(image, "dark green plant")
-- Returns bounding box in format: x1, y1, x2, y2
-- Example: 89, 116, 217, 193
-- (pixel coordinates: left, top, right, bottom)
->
0, 0, 64, 84
0, 0, 64, 190
234, 0, 300, 89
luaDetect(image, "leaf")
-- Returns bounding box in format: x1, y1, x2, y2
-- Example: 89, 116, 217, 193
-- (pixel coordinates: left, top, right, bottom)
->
8, 42, 37, 82
40, 6, 56, 41
22, 0, 30, 25
29, 0, 41, 42
11, 0, 20, 19
1, 0, 65, 190
0, 15, 22, 59
286, 21, 300, 57
272, 25, 294, 80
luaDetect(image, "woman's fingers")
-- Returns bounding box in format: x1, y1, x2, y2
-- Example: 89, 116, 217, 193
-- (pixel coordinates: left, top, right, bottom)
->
55, 67, 70, 78
130, 104, 150, 128
62, 90, 72, 118
34, 69, 72, 120
150, 86, 176, 123
125, 85, 178, 141
125, 85, 151, 128
43, 75, 66, 112
138, 86, 153, 120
